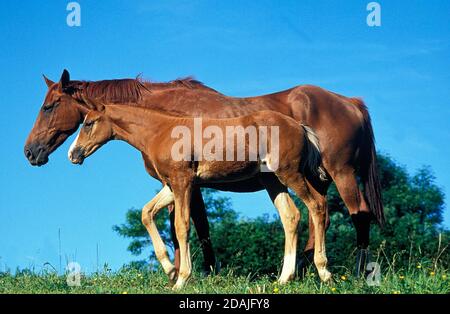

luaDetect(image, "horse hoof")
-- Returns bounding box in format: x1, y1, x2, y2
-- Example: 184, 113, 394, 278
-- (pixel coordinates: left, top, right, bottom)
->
172, 277, 188, 291
277, 277, 290, 285
278, 271, 295, 285
354, 248, 370, 278
201, 261, 221, 277
168, 267, 178, 283
318, 269, 332, 282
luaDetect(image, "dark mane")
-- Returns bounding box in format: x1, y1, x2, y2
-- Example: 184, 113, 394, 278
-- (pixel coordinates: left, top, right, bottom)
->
67, 76, 217, 103
67, 79, 146, 103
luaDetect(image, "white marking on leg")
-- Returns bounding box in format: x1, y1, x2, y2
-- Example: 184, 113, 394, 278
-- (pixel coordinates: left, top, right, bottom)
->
274, 192, 299, 284
173, 244, 191, 290
279, 252, 296, 284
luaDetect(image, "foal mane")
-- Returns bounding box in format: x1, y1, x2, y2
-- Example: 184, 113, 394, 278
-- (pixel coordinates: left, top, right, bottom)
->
67, 76, 217, 103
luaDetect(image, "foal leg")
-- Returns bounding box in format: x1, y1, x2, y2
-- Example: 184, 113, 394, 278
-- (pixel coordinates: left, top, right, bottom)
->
172, 181, 194, 290
297, 183, 331, 277
332, 167, 371, 277
259, 174, 300, 284
170, 189, 216, 276
307, 189, 332, 282
141, 186, 177, 280
280, 172, 331, 282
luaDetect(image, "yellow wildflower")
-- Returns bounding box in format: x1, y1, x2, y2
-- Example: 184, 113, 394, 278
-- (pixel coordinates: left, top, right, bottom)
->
273, 287, 279, 293
393, 290, 401, 294
340, 275, 347, 281
122, 291, 128, 294
331, 287, 337, 292
430, 271, 435, 276
416, 265, 422, 269
442, 274, 447, 280
399, 275, 405, 280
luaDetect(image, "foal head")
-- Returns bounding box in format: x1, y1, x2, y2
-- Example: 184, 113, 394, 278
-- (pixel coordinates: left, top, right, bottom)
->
68, 97, 112, 165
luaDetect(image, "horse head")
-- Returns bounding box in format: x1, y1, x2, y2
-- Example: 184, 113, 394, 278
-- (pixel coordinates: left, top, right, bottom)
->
24, 69, 87, 166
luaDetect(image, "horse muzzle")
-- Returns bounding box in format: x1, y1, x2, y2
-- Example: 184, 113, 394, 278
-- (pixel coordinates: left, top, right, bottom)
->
24, 143, 49, 166
69, 146, 85, 165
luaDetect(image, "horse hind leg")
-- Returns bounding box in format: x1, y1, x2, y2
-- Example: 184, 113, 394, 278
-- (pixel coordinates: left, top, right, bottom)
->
281, 172, 332, 282
259, 174, 300, 284
332, 167, 371, 277
297, 179, 331, 278
308, 193, 332, 282
274, 191, 301, 284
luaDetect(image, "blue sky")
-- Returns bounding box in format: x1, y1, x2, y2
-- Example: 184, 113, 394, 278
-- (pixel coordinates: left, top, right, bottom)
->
0, 0, 449, 273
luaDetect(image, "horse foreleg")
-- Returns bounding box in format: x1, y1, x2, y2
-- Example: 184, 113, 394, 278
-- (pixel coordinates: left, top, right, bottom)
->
170, 188, 217, 276
172, 181, 193, 290
141, 185, 177, 281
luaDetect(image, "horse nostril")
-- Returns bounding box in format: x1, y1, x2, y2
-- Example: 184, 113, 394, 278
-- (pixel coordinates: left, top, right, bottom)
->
68, 151, 75, 162
25, 148, 34, 160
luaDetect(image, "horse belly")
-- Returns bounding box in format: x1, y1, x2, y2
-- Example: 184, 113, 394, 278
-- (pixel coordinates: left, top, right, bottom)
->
195, 161, 260, 184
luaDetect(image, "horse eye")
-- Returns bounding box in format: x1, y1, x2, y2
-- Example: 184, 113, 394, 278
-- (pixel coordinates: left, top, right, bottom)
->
42, 102, 57, 112
84, 121, 94, 129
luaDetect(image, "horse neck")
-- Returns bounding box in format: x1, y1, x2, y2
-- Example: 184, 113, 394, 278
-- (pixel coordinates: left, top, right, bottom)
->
106, 105, 174, 153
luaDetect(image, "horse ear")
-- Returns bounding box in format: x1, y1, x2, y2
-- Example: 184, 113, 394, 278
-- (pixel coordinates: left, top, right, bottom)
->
43, 75, 55, 88
59, 69, 70, 90
81, 95, 105, 112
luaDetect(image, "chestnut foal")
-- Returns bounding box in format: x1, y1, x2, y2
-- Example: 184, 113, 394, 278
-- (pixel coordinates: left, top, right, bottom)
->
69, 97, 330, 289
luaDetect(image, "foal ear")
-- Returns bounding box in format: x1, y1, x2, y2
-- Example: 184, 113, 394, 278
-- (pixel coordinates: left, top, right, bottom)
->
59, 69, 71, 91
43, 75, 55, 88
81, 95, 105, 112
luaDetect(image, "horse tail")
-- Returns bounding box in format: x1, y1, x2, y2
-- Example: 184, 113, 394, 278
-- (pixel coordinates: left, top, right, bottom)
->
300, 124, 327, 181
350, 98, 385, 226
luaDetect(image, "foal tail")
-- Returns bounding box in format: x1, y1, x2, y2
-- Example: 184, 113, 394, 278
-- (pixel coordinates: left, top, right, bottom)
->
300, 124, 327, 181
350, 98, 385, 227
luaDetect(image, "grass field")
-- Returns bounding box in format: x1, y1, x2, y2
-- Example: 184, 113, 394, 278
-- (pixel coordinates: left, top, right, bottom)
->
1, 263, 448, 294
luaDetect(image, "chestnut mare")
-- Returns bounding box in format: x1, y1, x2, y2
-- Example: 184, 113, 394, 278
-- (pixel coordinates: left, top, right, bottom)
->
68, 96, 330, 289
24, 70, 384, 276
